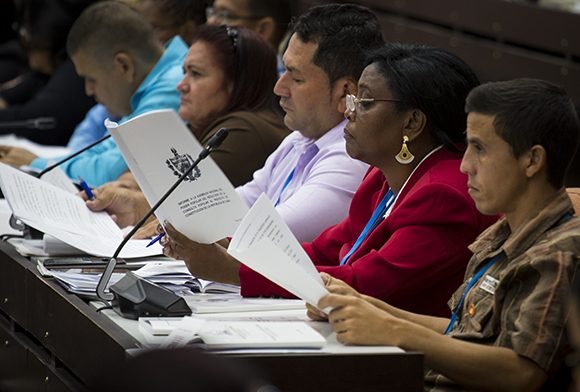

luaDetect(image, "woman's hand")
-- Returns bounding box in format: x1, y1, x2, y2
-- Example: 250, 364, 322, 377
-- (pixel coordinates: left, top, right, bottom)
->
162, 223, 241, 285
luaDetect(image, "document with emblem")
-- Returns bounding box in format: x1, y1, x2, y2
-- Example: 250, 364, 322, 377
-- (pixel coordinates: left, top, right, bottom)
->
106, 109, 248, 243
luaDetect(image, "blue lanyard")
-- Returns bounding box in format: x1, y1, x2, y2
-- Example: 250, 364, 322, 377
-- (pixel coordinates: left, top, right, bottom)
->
444, 210, 574, 335
274, 168, 296, 207
340, 189, 395, 266
444, 254, 501, 335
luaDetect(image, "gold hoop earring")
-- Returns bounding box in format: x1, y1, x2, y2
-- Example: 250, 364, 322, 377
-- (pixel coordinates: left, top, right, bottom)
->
395, 136, 415, 164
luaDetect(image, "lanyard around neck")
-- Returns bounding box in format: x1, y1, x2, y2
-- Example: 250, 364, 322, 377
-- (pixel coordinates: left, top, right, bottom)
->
444, 210, 574, 335
444, 253, 501, 335
274, 168, 296, 207
340, 188, 395, 266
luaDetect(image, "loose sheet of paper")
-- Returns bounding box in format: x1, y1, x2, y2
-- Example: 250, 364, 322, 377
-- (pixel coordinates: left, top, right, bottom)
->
0, 163, 162, 258
228, 194, 328, 306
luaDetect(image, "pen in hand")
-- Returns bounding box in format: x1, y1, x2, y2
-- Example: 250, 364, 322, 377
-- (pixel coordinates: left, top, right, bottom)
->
146, 232, 165, 248
78, 177, 95, 200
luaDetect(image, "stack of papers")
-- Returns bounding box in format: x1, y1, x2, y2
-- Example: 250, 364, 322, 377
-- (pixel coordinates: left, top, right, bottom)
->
36, 260, 240, 299
156, 317, 326, 350
134, 261, 240, 295
182, 293, 305, 314
37, 261, 126, 297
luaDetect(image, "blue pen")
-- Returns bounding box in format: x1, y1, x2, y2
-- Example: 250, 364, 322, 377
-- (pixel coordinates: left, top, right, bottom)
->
146, 233, 165, 248
78, 177, 95, 200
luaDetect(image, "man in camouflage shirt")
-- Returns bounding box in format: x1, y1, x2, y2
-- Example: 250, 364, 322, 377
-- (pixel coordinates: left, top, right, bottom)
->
313, 78, 580, 391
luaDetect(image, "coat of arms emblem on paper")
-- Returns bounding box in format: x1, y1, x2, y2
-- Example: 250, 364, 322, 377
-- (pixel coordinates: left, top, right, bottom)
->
165, 147, 201, 182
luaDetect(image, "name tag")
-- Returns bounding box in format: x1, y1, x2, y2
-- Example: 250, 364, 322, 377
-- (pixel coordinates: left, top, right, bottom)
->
479, 274, 499, 295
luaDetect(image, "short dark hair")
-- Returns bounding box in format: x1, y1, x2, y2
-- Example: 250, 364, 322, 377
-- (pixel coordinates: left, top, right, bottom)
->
366, 43, 480, 150
191, 24, 279, 116
465, 79, 580, 188
66, 1, 160, 65
290, 3, 384, 84
246, 0, 294, 48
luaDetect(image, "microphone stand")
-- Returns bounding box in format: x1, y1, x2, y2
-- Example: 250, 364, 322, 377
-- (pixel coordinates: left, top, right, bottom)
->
96, 128, 229, 302
37, 134, 112, 177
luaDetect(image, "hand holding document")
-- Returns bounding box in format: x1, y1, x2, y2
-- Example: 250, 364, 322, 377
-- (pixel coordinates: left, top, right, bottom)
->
0, 163, 162, 258
227, 194, 329, 307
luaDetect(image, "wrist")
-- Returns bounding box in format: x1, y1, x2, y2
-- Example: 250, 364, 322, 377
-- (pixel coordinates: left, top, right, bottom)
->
387, 317, 414, 348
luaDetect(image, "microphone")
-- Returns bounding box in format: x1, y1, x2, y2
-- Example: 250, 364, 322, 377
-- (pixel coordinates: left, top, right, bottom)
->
37, 134, 112, 178
0, 117, 57, 131
95, 128, 230, 316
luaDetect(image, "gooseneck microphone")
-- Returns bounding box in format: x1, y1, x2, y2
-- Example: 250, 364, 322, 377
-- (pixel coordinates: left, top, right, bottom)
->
96, 128, 230, 303
37, 134, 112, 178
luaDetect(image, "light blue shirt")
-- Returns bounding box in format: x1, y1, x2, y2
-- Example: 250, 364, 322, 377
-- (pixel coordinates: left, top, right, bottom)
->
65, 104, 115, 151
30, 37, 188, 187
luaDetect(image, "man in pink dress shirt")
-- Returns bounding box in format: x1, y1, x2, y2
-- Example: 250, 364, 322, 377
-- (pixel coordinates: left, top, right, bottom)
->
235, 3, 384, 241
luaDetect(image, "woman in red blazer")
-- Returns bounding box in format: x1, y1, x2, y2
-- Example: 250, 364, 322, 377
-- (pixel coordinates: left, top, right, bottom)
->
163, 43, 497, 317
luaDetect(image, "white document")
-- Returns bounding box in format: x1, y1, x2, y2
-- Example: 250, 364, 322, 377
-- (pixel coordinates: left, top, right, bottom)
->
164, 318, 326, 350
228, 194, 329, 306
182, 293, 305, 314
39, 167, 79, 194
0, 163, 162, 258
106, 109, 248, 244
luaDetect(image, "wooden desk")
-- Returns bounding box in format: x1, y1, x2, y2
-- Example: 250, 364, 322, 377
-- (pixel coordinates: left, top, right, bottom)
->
0, 242, 424, 391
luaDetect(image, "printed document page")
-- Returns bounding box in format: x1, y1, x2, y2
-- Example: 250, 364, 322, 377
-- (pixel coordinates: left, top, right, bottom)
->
0, 163, 162, 258
106, 109, 248, 244
164, 318, 326, 350
227, 194, 328, 306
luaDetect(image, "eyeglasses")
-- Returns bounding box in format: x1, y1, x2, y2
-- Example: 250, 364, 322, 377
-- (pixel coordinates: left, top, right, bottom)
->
206, 7, 264, 24
346, 94, 400, 113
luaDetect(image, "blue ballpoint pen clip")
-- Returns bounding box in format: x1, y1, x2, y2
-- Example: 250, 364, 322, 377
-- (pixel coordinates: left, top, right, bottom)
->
78, 177, 95, 200
146, 233, 165, 248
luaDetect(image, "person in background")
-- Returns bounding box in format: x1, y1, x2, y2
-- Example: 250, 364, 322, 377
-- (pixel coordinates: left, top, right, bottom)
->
206, 0, 294, 76
63, 0, 209, 152
0, 1, 187, 187
132, 0, 208, 46
313, 78, 580, 391
167, 23, 289, 187
0, 0, 95, 145
0, 0, 208, 162
84, 3, 379, 243
206, 0, 293, 50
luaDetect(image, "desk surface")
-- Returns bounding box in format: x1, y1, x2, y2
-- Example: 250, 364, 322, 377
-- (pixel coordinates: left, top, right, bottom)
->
0, 241, 424, 391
